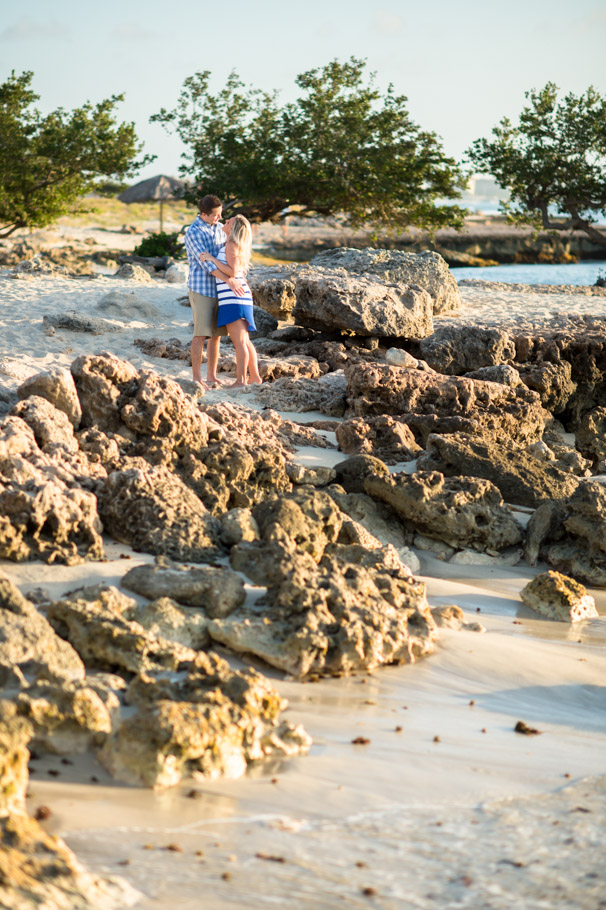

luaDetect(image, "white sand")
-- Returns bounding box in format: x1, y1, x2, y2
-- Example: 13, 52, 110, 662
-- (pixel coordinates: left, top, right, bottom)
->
1, 258, 605, 909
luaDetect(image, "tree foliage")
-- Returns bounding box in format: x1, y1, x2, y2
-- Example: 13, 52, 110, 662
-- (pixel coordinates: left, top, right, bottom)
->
152, 58, 467, 231
0, 71, 151, 237
467, 83, 606, 246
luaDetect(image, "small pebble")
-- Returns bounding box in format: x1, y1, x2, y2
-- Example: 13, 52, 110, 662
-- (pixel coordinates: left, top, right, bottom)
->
362, 887, 377, 897
514, 720, 541, 736
433, 735, 441, 743
34, 805, 51, 821
221, 872, 231, 881
60, 758, 73, 766
165, 843, 183, 852
47, 769, 60, 777
355, 861, 367, 868
351, 736, 371, 745
394, 726, 403, 733
186, 789, 202, 799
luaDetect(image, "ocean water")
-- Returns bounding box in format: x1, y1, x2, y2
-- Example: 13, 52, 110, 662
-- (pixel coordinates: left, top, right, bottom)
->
452, 260, 606, 286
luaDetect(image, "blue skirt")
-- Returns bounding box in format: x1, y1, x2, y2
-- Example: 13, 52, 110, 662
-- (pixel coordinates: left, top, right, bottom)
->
216, 303, 256, 332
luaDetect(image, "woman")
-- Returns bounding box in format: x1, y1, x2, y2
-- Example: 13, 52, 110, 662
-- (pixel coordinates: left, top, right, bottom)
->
200, 214, 261, 387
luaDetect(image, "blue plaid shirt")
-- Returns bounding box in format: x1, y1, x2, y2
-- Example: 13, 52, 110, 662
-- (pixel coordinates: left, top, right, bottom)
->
184, 216, 227, 297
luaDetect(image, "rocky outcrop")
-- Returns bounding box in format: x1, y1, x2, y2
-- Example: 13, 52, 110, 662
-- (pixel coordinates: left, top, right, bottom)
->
293, 270, 433, 339
17, 367, 82, 427
251, 371, 348, 416
122, 562, 245, 616
310, 248, 461, 315
420, 325, 516, 375
345, 363, 546, 446
332, 455, 391, 494
336, 415, 421, 464
520, 571, 599, 622
208, 553, 437, 679
418, 431, 580, 508
365, 470, 523, 552
515, 361, 577, 415
95, 289, 161, 321
11, 396, 79, 453
99, 652, 311, 788
248, 265, 297, 320
98, 465, 221, 561
576, 407, 606, 468
0, 572, 85, 688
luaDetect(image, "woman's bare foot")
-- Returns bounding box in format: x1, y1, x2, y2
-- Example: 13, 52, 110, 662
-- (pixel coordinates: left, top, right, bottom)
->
229, 381, 247, 388
249, 375, 262, 384
206, 376, 225, 387
194, 379, 209, 391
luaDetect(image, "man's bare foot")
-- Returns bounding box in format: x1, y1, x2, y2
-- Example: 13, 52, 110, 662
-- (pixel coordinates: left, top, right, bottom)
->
193, 379, 208, 391
206, 376, 226, 387
229, 381, 247, 388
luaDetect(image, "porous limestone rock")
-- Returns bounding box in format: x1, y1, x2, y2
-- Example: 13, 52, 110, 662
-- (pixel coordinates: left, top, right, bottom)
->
15, 677, 120, 753
251, 371, 348, 416
248, 265, 297, 320
0, 572, 85, 688
95, 289, 161, 320
130, 597, 210, 650
0, 702, 30, 812
345, 363, 546, 446
418, 431, 580, 508
0, 417, 104, 565
97, 465, 221, 561
365, 470, 523, 552
520, 571, 599, 622
46, 585, 199, 675
576, 406, 606, 467
251, 488, 344, 562
164, 264, 187, 284
17, 367, 82, 427
11, 395, 78, 453
332, 454, 390, 494
250, 305, 279, 336
464, 364, 522, 387
122, 562, 246, 617
515, 361, 577, 415
294, 269, 433, 339
309, 248, 461, 315
43, 313, 122, 335
336, 415, 421, 464
114, 261, 155, 282
208, 554, 437, 679
71, 352, 139, 433
385, 347, 420, 368
326, 485, 413, 552
219, 508, 260, 546
286, 462, 337, 486
218, 351, 323, 382
419, 325, 516, 375
99, 652, 311, 788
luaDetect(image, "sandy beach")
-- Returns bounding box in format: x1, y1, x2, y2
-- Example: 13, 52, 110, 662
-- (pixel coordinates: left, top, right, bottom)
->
1, 225, 605, 909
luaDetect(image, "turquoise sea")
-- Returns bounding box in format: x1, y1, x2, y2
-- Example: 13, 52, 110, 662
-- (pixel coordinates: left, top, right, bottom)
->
452, 260, 606, 286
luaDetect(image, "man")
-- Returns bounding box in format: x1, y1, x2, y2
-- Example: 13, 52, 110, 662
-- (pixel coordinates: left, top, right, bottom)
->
184, 194, 244, 387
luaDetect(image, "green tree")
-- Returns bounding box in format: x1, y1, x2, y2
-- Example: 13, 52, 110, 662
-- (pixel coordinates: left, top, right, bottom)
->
467, 83, 606, 246
0, 71, 151, 237
152, 58, 467, 231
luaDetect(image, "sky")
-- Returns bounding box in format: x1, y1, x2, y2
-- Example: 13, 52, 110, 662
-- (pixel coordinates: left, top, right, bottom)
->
1, 0, 605, 182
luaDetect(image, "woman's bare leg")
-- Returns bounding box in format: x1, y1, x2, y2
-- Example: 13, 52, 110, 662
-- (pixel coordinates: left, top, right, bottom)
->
227, 319, 250, 386
247, 337, 262, 384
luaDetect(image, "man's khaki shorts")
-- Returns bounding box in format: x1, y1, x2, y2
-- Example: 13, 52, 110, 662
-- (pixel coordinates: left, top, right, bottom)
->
189, 291, 228, 337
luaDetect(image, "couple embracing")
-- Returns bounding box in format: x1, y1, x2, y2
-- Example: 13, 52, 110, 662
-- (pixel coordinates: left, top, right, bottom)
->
184, 194, 261, 389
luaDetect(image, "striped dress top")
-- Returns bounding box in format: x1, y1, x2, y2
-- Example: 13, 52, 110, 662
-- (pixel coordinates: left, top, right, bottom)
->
215, 247, 256, 332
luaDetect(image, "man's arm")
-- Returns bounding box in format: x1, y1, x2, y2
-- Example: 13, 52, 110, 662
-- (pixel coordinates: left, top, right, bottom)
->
184, 223, 216, 274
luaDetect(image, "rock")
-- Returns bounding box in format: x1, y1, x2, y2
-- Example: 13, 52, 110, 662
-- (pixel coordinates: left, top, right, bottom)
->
134, 336, 191, 362
130, 596, 211, 650
385, 347, 421, 368
17, 367, 82, 427
42, 313, 122, 335
122, 562, 245, 617
46, 585, 199, 675
365, 470, 523, 552
544, 541, 606, 587
252, 488, 344, 562
286, 463, 337, 486
336, 416, 421, 464
95, 289, 161, 320
10, 396, 78, 453
252, 305, 279, 336
219, 508, 260, 546
0, 702, 31, 811
418, 431, 580, 508
419, 325, 516, 375
576, 406, 606, 466
113, 262, 155, 282
345, 363, 546, 446
449, 548, 522, 566
97, 465, 221, 562
218, 353, 322, 383
326, 486, 413, 552
76, 426, 122, 467
294, 269, 433, 338
15, 678, 119, 753
414, 535, 455, 559
0, 417, 104, 565
0, 572, 85, 688
515, 361, 577, 415
520, 571, 599, 622
309, 248, 461, 315
70, 352, 139, 434
164, 264, 187, 283
248, 265, 298, 320
251, 370, 348, 416
208, 553, 437, 679
430, 604, 466, 628
333, 455, 390, 494
464, 364, 522, 387
99, 653, 311, 788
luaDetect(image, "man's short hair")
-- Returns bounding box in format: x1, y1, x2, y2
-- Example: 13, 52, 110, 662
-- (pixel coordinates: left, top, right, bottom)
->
198, 194, 222, 214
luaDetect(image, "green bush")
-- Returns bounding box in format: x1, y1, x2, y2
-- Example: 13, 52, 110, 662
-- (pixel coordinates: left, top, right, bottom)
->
133, 231, 185, 259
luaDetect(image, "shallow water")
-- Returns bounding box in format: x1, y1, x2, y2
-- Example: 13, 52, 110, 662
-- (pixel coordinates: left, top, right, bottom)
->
452, 260, 606, 286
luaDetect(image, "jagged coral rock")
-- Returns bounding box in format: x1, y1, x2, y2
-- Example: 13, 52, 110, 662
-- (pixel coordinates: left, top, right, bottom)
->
336, 415, 422, 464
208, 554, 437, 679
419, 325, 516, 375
365, 470, 523, 552
98, 464, 221, 560
99, 652, 311, 788
11, 395, 79, 452
252, 371, 348, 416
46, 585, 199, 676
0, 572, 85, 687
122, 562, 245, 616
17, 366, 82, 427
345, 362, 546, 446
520, 571, 599, 622
252, 488, 344, 562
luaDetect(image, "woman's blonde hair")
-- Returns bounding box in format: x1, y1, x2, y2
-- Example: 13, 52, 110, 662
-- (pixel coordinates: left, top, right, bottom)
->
230, 214, 253, 275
